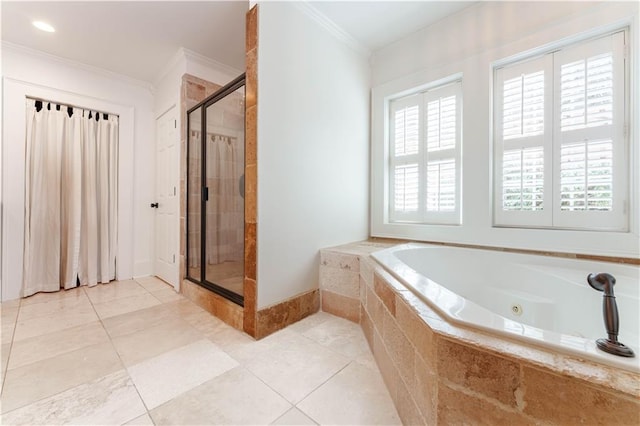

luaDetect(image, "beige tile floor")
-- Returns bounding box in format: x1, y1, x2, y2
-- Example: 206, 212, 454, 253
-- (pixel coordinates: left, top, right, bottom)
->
0, 278, 400, 425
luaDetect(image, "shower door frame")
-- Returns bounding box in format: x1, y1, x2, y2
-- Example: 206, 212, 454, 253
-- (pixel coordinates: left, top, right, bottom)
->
186, 74, 246, 307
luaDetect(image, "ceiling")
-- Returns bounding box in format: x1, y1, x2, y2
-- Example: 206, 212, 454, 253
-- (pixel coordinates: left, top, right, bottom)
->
310, 1, 475, 52
1, 1, 475, 86
1, 1, 249, 84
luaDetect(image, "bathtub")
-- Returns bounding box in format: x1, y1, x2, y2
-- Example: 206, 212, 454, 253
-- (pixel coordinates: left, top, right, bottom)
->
372, 243, 640, 372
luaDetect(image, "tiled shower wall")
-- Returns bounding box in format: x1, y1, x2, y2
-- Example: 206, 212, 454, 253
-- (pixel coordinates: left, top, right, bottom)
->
320, 243, 640, 425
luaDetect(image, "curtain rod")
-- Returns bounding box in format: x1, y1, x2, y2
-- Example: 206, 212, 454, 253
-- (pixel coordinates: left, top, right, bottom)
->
26, 96, 120, 118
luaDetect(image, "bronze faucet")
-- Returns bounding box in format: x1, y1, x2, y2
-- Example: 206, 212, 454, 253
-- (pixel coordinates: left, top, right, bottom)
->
587, 273, 635, 358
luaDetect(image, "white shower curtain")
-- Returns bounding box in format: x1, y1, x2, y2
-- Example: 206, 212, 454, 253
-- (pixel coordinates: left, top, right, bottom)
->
206, 133, 243, 265
23, 99, 118, 297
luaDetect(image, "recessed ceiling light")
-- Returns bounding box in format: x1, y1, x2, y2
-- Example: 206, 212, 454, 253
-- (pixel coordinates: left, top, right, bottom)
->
33, 21, 55, 33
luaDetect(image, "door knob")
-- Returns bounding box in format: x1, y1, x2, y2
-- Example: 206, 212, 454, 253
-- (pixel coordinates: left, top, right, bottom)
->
150, 202, 159, 208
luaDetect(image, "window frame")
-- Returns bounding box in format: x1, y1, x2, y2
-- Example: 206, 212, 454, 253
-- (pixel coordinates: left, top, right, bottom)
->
492, 28, 630, 232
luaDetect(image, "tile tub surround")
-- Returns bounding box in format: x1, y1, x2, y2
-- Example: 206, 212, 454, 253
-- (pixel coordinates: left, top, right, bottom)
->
0, 281, 400, 425
319, 242, 640, 425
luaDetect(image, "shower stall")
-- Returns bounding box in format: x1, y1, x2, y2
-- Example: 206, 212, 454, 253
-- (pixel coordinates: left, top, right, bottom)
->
186, 75, 245, 305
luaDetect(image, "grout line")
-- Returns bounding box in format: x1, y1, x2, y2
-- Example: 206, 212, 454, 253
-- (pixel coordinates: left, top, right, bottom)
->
240, 365, 298, 421
0, 298, 22, 396
84, 285, 156, 424
1, 288, 117, 415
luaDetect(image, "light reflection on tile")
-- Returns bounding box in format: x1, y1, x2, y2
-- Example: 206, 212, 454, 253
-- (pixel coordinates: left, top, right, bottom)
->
84, 280, 148, 305
1, 341, 122, 413
12, 303, 98, 342
17, 290, 90, 320
92, 292, 162, 320
8, 321, 109, 370
302, 315, 369, 359
244, 330, 350, 404
297, 362, 401, 425
127, 339, 238, 409
111, 319, 203, 366
151, 367, 290, 425
101, 302, 182, 338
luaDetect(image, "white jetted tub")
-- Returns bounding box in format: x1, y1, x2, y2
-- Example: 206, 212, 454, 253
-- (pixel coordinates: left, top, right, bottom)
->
372, 243, 640, 372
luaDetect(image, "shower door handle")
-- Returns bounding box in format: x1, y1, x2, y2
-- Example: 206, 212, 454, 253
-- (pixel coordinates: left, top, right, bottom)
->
150, 202, 159, 208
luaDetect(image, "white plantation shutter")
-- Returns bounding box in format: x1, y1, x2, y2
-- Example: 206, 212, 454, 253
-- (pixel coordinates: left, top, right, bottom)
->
390, 95, 422, 221
426, 160, 456, 212
560, 54, 614, 131
494, 55, 553, 226
503, 71, 545, 140
494, 30, 627, 230
424, 84, 461, 223
394, 104, 420, 156
394, 164, 419, 212
427, 95, 456, 150
502, 147, 545, 211
553, 31, 626, 230
389, 80, 462, 224
559, 140, 613, 211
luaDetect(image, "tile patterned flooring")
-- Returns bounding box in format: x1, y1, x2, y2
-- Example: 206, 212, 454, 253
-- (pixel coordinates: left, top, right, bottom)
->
0, 278, 400, 425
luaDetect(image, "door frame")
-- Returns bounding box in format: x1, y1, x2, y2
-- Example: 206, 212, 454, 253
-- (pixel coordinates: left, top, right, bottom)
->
1, 78, 135, 301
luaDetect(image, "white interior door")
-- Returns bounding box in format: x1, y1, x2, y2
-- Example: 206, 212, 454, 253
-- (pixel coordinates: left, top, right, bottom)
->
154, 106, 179, 289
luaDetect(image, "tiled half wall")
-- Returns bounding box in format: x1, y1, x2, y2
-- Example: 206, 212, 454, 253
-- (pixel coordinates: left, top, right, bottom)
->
320, 242, 640, 425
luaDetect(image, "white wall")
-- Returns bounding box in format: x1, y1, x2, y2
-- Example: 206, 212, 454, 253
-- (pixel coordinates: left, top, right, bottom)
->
370, 1, 640, 258
0, 42, 243, 301
1, 43, 155, 300
256, 2, 370, 308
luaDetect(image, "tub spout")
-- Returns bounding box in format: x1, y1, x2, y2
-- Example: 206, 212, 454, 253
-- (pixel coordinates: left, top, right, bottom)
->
587, 273, 635, 358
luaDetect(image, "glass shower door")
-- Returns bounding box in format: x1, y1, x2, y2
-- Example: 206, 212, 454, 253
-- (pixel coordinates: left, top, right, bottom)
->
186, 75, 246, 305
204, 86, 245, 297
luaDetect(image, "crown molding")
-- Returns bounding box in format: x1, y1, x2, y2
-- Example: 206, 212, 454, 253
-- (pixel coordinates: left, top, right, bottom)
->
293, 2, 371, 58
153, 47, 243, 87
1, 41, 155, 93
153, 48, 187, 88
181, 47, 243, 78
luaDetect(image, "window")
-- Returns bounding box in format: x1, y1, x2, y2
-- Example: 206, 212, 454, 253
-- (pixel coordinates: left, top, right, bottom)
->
389, 79, 462, 224
494, 30, 628, 231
